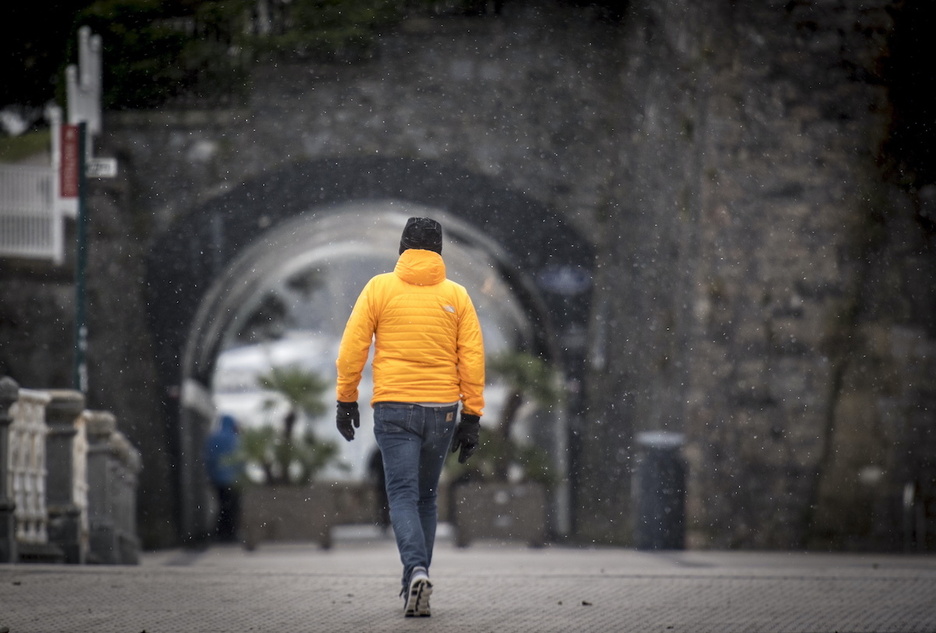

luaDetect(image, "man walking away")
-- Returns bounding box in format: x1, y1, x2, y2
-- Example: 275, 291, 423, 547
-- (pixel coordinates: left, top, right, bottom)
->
335, 217, 485, 617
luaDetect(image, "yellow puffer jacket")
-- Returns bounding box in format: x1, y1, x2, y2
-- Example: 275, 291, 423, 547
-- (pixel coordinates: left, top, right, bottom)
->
336, 249, 485, 417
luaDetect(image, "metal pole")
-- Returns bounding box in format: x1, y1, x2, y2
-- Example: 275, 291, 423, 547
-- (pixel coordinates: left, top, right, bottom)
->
74, 121, 89, 394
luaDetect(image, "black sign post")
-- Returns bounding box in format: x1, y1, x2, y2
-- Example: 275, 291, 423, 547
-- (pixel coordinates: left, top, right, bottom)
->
73, 121, 89, 394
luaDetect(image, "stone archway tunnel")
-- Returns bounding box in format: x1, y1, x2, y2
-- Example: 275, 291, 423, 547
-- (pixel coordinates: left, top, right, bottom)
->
145, 156, 594, 542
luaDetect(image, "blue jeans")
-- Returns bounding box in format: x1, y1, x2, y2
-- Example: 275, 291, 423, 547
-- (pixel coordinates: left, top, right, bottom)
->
373, 402, 457, 589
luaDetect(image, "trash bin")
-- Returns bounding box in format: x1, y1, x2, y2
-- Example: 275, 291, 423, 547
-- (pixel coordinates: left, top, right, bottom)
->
633, 431, 686, 550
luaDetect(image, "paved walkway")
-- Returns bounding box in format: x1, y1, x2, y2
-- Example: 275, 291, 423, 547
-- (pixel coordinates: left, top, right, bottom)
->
2, 528, 935, 633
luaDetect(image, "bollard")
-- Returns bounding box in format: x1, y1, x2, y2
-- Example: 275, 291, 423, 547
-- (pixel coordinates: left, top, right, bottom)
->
632, 431, 686, 550
0, 377, 19, 563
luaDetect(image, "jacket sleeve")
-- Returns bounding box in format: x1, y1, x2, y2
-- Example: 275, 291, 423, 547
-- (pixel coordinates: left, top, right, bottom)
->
456, 292, 485, 417
336, 279, 377, 403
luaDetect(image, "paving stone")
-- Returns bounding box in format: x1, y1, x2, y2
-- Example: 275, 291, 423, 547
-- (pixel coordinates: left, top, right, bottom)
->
1, 538, 935, 632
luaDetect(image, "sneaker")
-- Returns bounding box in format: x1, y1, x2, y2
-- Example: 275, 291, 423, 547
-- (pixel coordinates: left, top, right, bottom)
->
403, 566, 432, 617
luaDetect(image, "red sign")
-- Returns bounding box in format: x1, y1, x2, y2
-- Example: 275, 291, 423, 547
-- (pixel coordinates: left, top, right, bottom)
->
60, 124, 79, 198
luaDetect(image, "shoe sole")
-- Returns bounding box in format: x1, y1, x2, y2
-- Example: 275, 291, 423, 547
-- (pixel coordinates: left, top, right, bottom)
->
404, 577, 432, 617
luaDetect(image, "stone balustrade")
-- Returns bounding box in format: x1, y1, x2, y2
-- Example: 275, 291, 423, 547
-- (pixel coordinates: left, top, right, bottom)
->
0, 376, 140, 565
8, 388, 51, 554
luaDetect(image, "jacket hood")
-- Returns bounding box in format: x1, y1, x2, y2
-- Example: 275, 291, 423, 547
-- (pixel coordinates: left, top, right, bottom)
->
394, 249, 446, 286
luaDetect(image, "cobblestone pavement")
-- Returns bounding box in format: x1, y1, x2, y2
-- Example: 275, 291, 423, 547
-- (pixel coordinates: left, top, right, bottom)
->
2, 530, 935, 633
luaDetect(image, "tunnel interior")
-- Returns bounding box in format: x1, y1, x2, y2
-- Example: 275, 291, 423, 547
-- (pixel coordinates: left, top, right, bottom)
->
186, 201, 545, 482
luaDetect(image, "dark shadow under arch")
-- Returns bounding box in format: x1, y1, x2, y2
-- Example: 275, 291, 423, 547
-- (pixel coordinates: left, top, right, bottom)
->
145, 155, 594, 542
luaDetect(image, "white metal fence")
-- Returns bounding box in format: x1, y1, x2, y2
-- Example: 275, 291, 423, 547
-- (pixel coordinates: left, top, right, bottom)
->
0, 164, 63, 264
0, 24, 97, 267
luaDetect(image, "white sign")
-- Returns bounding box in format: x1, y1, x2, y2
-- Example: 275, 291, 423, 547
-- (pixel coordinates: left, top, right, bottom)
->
86, 157, 118, 178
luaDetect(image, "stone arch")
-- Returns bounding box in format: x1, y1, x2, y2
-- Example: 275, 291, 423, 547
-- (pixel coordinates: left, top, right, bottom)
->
145, 156, 594, 542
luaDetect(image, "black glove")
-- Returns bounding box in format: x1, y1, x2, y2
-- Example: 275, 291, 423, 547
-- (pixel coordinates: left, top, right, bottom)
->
336, 401, 360, 441
451, 414, 481, 464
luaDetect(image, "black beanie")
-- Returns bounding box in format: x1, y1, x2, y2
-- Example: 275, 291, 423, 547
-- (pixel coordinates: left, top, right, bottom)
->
399, 217, 443, 255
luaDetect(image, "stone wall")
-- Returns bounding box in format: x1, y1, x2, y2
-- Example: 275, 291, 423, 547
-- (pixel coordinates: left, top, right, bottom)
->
581, 0, 935, 549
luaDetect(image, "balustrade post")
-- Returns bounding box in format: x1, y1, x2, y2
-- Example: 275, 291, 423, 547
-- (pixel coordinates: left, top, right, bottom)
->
84, 410, 141, 564
0, 377, 18, 563
111, 431, 141, 564
86, 410, 119, 563
44, 389, 87, 564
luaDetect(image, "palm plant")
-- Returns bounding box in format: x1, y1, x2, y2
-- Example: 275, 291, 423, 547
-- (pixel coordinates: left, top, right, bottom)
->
449, 351, 562, 485
240, 364, 343, 485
